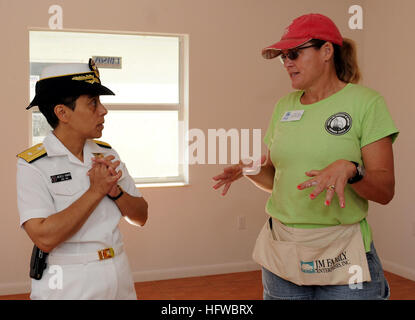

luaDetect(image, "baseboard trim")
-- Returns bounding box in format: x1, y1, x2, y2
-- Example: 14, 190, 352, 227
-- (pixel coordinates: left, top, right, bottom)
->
0, 281, 30, 296
0, 261, 261, 296
382, 260, 415, 281
5, 260, 412, 295
132, 261, 261, 283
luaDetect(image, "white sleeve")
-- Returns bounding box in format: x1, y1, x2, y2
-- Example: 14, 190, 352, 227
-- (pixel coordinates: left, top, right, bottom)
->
118, 161, 142, 197
110, 149, 142, 198
16, 160, 56, 227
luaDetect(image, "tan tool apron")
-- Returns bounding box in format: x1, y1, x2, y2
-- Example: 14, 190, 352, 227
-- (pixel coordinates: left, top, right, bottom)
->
252, 217, 371, 286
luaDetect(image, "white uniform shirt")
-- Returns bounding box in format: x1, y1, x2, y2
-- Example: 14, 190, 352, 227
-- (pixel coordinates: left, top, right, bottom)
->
17, 131, 142, 255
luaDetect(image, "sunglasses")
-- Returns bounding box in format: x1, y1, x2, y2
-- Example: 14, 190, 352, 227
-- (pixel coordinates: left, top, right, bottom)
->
279, 44, 320, 64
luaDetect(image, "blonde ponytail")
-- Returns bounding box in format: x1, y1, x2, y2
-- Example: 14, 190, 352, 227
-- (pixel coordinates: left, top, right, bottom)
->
334, 38, 361, 83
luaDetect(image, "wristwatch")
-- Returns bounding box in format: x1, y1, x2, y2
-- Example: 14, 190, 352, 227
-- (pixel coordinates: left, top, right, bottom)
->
347, 161, 365, 184
107, 185, 124, 201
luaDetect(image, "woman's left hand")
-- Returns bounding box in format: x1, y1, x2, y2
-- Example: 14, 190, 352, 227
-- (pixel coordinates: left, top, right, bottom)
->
297, 159, 356, 208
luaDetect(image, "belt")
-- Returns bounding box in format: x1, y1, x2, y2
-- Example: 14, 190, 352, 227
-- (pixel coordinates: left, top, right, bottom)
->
47, 245, 124, 265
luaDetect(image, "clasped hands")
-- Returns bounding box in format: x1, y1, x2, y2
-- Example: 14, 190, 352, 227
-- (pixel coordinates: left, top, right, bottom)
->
87, 155, 122, 198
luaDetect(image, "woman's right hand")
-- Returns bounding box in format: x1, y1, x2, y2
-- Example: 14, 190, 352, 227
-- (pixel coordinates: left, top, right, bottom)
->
212, 163, 244, 196
212, 155, 266, 196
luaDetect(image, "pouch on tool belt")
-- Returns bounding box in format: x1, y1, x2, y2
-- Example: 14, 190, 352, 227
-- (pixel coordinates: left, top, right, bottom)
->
252, 217, 371, 286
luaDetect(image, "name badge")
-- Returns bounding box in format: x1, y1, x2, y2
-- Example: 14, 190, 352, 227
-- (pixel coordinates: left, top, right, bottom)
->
50, 172, 72, 183
281, 110, 305, 122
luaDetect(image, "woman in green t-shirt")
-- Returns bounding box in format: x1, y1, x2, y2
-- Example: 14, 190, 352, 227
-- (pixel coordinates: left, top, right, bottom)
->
213, 13, 398, 300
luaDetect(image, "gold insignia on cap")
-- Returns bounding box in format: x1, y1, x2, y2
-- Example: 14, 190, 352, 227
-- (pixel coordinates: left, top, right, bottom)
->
71, 74, 100, 84
89, 58, 100, 79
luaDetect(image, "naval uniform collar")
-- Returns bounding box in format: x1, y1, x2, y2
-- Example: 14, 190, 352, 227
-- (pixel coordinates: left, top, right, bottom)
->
85, 139, 107, 154
43, 131, 71, 157
43, 131, 96, 166
83, 139, 111, 166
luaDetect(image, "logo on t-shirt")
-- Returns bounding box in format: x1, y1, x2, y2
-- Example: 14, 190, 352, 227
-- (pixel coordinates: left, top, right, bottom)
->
325, 112, 352, 135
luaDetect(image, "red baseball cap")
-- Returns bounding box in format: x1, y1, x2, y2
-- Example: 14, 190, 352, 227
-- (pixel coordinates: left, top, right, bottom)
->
262, 13, 343, 59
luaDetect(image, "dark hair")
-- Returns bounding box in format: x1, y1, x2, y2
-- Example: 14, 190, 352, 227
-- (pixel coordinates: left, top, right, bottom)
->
38, 95, 80, 129
309, 38, 361, 83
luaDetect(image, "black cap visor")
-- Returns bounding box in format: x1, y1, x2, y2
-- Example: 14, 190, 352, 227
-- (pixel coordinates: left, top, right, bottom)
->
27, 72, 115, 109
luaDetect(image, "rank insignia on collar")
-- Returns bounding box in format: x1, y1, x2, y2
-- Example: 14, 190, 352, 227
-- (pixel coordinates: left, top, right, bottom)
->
17, 143, 47, 163
93, 140, 112, 149
93, 152, 104, 159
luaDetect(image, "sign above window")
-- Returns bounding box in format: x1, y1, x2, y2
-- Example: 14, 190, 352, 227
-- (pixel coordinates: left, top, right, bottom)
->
92, 56, 122, 69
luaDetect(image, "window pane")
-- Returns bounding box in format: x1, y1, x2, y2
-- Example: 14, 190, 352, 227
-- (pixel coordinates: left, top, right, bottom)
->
32, 112, 51, 145
29, 30, 186, 185
31, 111, 180, 180
100, 110, 179, 179
29, 31, 179, 104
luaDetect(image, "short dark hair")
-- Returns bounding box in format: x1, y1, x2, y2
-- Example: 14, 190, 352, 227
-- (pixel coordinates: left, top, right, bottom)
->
38, 95, 80, 129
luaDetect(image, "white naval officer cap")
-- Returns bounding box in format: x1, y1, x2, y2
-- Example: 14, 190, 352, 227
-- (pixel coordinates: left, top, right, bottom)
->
27, 58, 114, 109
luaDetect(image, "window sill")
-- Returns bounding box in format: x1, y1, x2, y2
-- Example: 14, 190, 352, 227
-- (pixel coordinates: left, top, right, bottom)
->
135, 182, 189, 188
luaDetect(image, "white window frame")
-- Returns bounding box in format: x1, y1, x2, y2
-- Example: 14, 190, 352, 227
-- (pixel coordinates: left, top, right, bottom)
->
28, 28, 189, 187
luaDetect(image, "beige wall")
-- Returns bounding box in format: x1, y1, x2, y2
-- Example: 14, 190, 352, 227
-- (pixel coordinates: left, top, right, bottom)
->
0, 0, 412, 295
363, 0, 415, 281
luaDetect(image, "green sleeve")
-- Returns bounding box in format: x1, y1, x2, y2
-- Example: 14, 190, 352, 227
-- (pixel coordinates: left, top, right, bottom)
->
264, 103, 280, 148
360, 96, 399, 148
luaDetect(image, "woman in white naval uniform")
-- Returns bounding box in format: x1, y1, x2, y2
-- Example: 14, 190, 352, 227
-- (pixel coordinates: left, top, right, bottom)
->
17, 59, 148, 299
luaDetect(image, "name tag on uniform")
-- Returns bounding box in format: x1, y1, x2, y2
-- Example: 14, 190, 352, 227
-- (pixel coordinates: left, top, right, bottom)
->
281, 110, 304, 122
50, 172, 72, 183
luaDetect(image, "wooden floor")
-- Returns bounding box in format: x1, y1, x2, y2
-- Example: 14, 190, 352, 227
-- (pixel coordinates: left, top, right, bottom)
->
1, 270, 414, 300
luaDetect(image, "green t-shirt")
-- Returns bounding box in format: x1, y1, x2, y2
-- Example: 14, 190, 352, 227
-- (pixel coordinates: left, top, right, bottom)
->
264, 83, 399, 252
